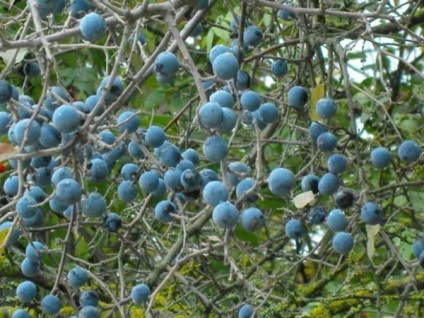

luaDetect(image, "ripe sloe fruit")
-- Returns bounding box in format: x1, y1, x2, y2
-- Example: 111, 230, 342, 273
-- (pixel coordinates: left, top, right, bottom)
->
332, 232, 354, 254
131, 284, 151, 304
360, 202, 383, 225
268, 168, 294, 196
397, 140, 421, 164
326, 209, 348, 232
212, 53, 239, 81
315, 98, 337, 119
287, 86, 308, 110
318, 173, 340, 195
202, 136, 228, 162
370, 147, 391, 169
80, 12, 106, 41
212, 201, 239, 229
202, 181, 229, 207
240, 208, 264, 232
285, 219, 303, 239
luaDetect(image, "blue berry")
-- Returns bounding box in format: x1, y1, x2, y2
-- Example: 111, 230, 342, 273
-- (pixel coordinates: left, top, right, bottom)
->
43, 86, 69, 112
13, 119, 41, 146
151, 178, 166, 197
181, 148, 199, 165
20, 258, 40, 277
0, 80, 13, 103
334, 189, 355, 209
209, 90, 234, 108
202, 181, 228, 207
212, 201, 239, 229
52, 105, 80, 134
51, 167, 73, 187
131, 284, 151, 304
67, 267, 87, 288
238, 304, 255, 318
268, 168, 294, 196
285, 219, 303, 239
208, 45, 230, 64
240, 208, 264, 232
156, 142, 181, 167
164, 168, 183, 191
154, 52, 179, 78
79, 290, 99, 307
212, 53, 239, 81
229, 16, 249, 36
315, 98, 337, 119
244, 25, 263, 47
218, 107, 237, 133
87, 158, 109, 183
11, 309, 30, 318
16, 195, 38, 219
327, 154, 347, 174
236, 178, 258, 203
332, 232, 354, 254
360, 202, 383, 225
180, 169, 201, 191
49, 198, 69, 214
287, 86, 308, 110
25, 241, 45, 261
199, 102, 223, 129
199, 168, 219, 189
98, 130, 115, 145
326, 209, 348, 232
54, 178, 82, 205
117, 110, 139, 133
41, 295, 61, 315
308, 206, 326, 225
0, 111, 11, 134
318, 173, 340, 195
202, 136, 228, 162
145, 125, 166, 148
69, 0, 94, 18
412, 239, 424, 258
228, 162, 250, 187
240, 90, 261, 112
258, 102, 278, 124
317, 132, 337, 152
79, 306, 100, 318
117, 180, 138, 202
120, 163, 139, 180
139, 171, 160, 194
278, 6, 295, 21
236, 70, 251, 90
104, 213, 121, 232
271, 60, 288, 77
397, 140, 421, 164
80, 12, 106, 41
96, 76, 124, 104
128, 140, 144, 159
23, 61, 40, 77
3, 175, 19, 197
16, 280, 37, 302
154, 200, 177, 224
39, 123, 61, 148
33, 167, 52, 189
22, 209, 43, 227
370, 147, 391, 169
176, 159, 195, 172
300, 174, 320, 194
85, 95, 104, 115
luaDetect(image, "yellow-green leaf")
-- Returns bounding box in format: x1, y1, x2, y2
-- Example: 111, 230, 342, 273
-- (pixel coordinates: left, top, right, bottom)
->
309, 83, 325, 121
